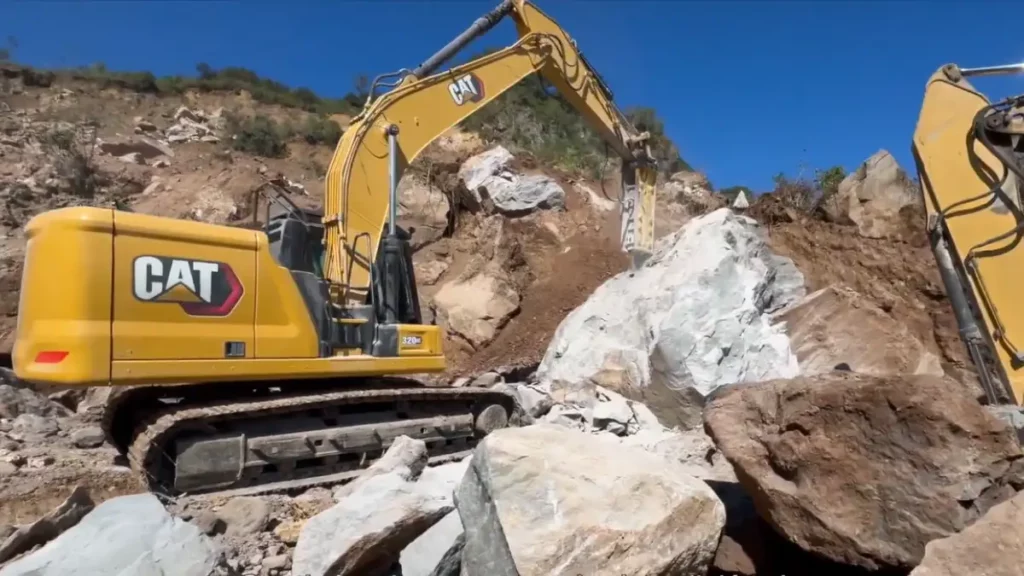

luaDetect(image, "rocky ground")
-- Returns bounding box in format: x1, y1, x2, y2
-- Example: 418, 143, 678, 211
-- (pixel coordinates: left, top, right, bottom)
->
2, 65, 1021, 576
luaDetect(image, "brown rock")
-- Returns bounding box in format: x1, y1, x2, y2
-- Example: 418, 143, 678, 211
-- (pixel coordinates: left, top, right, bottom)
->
821, 150, 919, 239
704, 371, 1024, 571
432, 266, 519, 350
779, 285, 945, 377
0, 485, 94, 563
217, 496, 270, 537
910, 489, 1024, 576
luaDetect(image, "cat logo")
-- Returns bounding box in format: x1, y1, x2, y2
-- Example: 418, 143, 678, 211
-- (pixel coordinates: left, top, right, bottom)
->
448, 73, 484, 106
132, 255, 244, 317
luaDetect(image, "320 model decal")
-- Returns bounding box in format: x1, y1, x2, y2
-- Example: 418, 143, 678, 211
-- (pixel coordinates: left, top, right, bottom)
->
132, 255, 243, 317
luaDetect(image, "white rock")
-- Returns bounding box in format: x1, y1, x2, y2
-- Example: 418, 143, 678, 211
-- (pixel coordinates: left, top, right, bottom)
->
0, 493, 221, 576
458, 146, 565, 215
536, 208, 805, 424
399, 512, 464, 576
293, 472, 451, 576
455, 424, 726, 576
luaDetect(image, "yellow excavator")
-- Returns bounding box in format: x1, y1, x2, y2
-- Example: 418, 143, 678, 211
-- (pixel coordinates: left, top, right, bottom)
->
10, 0, 659, 497
914, 62, 1024, 407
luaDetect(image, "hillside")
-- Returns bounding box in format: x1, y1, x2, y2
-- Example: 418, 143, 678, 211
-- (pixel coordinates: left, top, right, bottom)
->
0, 60, 716, 376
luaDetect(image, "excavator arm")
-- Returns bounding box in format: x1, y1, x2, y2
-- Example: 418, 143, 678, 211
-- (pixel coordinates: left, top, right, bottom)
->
323, 0, 658, 308
913, 62, 1024, 405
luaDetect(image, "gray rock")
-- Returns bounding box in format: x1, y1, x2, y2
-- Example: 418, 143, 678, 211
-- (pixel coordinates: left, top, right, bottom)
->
458, 146, 566, 215
191, 511, 224, 536
510, 385, 552, 419
536, 208, 805, 427
262, 554, 289, 570
0, 485, 94, 564
216, 497, 269, 538
71, 426, 105, 449
0, 493, 221, 576
591, 388, 634, 435
455, 424, 726, 575
0, 385, 68, 420
469, 372, 502, 388
427, 534, 464, 576
293, 457, 459, 576
12, 413, 58, 441
333, 435, 428, 501
399, 512, 464, 576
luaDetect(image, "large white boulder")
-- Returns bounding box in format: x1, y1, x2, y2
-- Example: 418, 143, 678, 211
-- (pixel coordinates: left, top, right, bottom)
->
536, 208, 805, 425
455, 424, 726, 576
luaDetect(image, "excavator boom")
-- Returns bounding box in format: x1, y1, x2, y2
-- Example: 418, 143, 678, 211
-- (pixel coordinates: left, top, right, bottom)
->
913, 62, 1024, 405
324, 0, 658, 306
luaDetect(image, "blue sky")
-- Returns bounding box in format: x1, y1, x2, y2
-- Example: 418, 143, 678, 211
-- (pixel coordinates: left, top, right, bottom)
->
5, 0, 1024, 192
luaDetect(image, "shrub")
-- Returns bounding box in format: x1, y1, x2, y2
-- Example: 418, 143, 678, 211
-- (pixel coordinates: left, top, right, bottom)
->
39, 126, 103, 197
226, 114, 288, 158
299, 115, 343, 147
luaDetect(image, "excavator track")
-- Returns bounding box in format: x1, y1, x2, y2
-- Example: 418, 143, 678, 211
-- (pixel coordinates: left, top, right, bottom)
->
103, 380, 517, 498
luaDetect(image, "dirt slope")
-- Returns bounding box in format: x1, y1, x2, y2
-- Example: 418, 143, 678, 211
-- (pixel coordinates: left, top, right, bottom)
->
747, 196, 976, 389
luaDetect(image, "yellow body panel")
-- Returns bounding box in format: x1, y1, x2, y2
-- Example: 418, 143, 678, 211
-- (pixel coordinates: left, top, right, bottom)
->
13, 207, 114, 384
12, 207, 445, 387
913, 66, 1024, 403
110, 210, 258, 361
323, 0, 656, 303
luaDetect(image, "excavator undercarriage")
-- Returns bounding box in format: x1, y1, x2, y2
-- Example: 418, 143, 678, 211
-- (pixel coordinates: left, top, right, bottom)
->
106, 379, 516, 497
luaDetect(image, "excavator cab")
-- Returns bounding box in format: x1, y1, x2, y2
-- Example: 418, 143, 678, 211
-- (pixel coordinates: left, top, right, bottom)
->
262, 191, 423, 359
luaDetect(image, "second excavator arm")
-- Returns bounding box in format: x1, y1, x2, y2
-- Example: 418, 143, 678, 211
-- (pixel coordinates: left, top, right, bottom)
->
913, 62, 1024, 405
321, 0, 658, 309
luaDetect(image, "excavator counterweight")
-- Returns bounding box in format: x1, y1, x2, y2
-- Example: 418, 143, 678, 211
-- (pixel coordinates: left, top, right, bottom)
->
10, 0, 660, 498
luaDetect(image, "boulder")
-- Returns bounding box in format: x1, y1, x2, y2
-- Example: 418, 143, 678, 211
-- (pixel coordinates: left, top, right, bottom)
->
398, 511, 464, 576
455, 424, 726, 576
821, 150, 919, 239
458, 146, 565, 215
704, 371, 1024, 571
0, 493, 221, 576
215, 496, 269, 538
432, 266, 520, 350
777, 285, 945, 377
0, 486, 94, 564
910, 489, 1024, 576
398, 174, 450, 249
293, 440, 465, 576
536, 208, 805, 428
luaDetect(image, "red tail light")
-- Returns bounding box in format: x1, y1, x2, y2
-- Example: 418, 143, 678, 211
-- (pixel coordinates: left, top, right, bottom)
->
34, 351, 68, 364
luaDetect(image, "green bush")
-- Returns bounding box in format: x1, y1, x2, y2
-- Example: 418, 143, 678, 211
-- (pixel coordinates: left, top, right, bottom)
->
226, 114, 288, 158
26, 61, 363, 117
299, 115, 343, 147
459, 65, 688, 179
